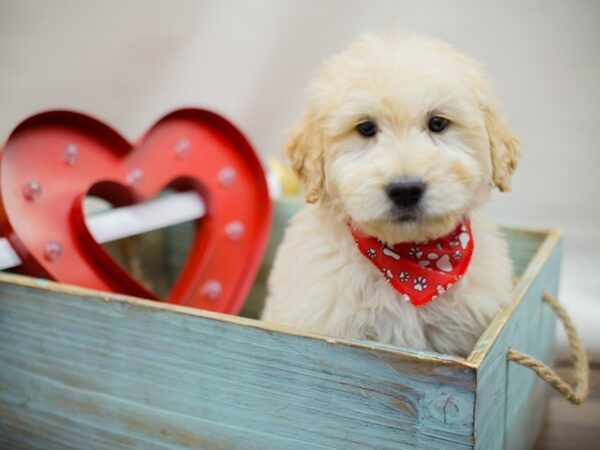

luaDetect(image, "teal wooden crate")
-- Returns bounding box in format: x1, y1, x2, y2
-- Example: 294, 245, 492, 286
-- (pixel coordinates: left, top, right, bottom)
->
0, 199, 563, 449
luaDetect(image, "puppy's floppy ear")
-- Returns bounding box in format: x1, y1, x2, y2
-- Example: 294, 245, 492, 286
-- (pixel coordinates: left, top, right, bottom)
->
285, 107, 325, 203
484, 102, 521, 192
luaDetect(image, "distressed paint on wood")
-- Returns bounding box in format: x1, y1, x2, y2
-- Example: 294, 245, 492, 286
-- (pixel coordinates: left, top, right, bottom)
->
0, 273, 476, 450
503, 228, 548, 279
470, 230, 562, 450
0, 215, 562, 450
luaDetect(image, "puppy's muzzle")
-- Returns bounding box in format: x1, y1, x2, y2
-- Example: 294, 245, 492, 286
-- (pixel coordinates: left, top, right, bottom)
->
385, 178, 426, 209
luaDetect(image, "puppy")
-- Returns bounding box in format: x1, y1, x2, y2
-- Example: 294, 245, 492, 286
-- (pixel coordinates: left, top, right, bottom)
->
262, 34, 520, 357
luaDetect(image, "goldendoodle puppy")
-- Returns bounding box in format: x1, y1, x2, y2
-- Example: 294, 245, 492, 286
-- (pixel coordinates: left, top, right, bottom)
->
262, 34, 520, 357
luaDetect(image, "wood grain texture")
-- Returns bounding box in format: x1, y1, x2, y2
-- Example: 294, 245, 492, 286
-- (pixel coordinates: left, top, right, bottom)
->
0, 199, 565, 449
0, 274, 476, 450
502, 228, 548, 279
471, 231, 562, 450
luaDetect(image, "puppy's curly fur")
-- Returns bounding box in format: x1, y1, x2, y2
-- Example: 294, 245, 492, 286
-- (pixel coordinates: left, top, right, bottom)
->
262, 34, 520, 357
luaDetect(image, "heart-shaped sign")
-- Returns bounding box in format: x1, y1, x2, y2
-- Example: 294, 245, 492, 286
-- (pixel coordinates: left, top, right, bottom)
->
0, 109, 272, 314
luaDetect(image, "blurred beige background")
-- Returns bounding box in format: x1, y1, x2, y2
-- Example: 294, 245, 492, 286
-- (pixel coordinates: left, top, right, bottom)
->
1, 0, 599, 357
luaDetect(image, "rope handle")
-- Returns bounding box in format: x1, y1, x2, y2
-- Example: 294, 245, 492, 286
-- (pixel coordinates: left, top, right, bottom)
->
506, 292, 589, 405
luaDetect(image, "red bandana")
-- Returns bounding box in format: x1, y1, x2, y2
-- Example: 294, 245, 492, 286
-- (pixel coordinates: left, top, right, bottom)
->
349, 220, 474, 307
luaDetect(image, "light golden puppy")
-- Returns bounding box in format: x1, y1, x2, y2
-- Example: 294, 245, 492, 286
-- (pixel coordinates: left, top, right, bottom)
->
262, 34, 520, 357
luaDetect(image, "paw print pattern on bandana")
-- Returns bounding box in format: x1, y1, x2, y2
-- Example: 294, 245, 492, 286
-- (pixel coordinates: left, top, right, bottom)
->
458, 224, 471, 250
413, 276, 427, 291
383, 246, 401, 260
421, 252, 453, 273
434, 254, 453, 273
349, 220, 474, 307
408, 247, 423, 259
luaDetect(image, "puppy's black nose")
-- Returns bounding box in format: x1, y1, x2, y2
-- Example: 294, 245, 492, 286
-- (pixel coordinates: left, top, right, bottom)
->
385, 179, 426, 208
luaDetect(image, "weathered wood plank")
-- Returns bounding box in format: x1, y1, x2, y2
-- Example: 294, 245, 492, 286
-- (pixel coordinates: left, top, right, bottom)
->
0, 196, 563, 450
502, 228, 548, 278
471, 231, 562, 450
0, 275, 476, 450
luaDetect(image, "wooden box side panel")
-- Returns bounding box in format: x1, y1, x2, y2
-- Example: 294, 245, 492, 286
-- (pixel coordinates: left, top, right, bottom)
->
473, 236, 561, 450
0, 279, 476, 450
503, 228, 547, 278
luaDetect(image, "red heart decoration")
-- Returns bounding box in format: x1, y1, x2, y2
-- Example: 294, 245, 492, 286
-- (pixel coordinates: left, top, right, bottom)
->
0, 109, 272, 314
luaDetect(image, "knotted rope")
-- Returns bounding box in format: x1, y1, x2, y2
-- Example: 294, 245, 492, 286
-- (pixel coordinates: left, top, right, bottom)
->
507, 292, 589, 405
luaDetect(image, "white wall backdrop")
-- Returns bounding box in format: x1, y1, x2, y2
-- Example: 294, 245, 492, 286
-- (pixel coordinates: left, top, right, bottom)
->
1, 0, 599, 357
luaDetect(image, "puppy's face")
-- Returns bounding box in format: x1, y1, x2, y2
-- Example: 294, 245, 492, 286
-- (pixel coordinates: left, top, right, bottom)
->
287, 35, 520, 243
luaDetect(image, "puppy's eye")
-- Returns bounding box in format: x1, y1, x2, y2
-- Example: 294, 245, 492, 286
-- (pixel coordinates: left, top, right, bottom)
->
356, 121, 377, 137
428, 116, 449, 133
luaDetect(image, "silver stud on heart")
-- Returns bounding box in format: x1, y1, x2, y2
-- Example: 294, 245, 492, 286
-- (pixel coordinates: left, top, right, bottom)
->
174, 138, 191, 159
23, 179, 42, 202
218, 166, 237, 187
43, 241, 63, 262
225, 221, 245, 241
202, 280, 223, 300
126, 168, 144, 185
62, 143, 80, 166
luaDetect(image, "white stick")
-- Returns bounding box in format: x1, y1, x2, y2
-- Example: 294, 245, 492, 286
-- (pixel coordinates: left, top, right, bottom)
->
0, 238, 22, 271
0, 191, 205, 271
